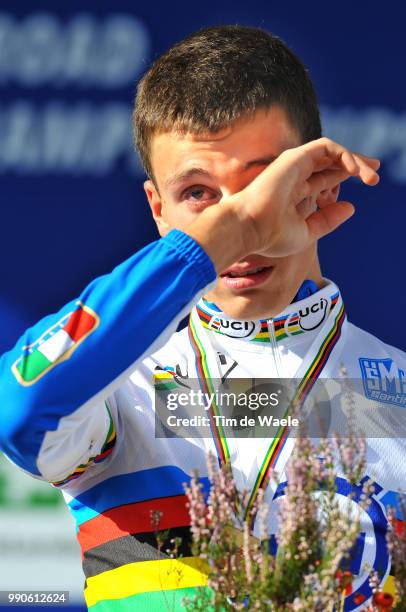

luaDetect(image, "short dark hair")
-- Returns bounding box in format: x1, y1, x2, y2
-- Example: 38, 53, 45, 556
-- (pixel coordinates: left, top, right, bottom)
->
133, 25, 322, 179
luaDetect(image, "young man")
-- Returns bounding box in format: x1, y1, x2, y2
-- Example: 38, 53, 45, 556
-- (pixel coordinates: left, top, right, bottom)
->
0, 25, 403, 611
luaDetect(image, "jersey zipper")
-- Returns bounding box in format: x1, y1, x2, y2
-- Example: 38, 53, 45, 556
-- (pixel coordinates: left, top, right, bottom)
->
266, 318, 284, 378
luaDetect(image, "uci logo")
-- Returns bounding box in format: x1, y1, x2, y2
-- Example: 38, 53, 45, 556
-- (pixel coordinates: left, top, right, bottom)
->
298, 297, 328, 331
215, 318, 258, 339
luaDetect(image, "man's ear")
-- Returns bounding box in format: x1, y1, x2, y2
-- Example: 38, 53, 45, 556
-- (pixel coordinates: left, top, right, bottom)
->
316, 183, 341, 207
144, 179, 171, 237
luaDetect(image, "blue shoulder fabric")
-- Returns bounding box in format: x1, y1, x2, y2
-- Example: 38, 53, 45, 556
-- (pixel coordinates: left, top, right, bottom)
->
0, 230, 216, 474
291, 279, 319, 303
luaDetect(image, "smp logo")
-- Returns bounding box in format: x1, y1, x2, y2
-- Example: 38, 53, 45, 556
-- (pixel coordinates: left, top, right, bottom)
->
298, 297, 328, 331
212, 318, 259, 339
359, 358, 406, 406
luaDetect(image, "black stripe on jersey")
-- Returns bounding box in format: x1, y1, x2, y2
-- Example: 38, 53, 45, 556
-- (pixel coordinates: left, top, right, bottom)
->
82, 526, 193, 578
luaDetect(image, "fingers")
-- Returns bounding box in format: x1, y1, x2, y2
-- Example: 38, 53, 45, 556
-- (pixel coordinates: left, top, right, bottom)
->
245, 137, 379, 208
354, 152, 380, 172
299, 154, 379, 204
302, 138, 380, 186
306, 201, 355, 242
340, 150, 360, 175
352, 153, 380, 185
304, 168, 351, 200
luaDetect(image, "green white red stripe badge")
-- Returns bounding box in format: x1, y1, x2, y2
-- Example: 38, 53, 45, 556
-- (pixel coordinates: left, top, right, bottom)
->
12, 302, 99, 386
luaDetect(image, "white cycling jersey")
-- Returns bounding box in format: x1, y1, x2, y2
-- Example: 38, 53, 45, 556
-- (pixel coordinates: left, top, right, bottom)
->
1, 230, 405, 611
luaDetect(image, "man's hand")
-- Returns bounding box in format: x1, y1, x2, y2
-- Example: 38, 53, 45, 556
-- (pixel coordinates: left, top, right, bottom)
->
186, 137, 380, 274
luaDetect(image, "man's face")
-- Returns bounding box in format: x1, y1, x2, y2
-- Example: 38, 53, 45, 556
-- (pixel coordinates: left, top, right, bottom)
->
144, 107, 324, 320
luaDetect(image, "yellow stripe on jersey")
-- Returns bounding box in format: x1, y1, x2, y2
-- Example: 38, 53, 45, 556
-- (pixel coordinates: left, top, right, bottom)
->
84, 556, 209, 608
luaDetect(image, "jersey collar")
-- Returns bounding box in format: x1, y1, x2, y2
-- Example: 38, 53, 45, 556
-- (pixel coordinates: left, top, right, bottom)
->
196, 279, 341, 344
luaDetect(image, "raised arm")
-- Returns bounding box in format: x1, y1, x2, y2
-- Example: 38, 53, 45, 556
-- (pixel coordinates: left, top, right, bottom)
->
0, 138, 379, 479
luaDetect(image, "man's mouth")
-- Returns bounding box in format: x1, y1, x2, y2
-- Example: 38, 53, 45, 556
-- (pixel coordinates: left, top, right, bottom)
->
220, 265, 274, 290
227, 266, 266, 277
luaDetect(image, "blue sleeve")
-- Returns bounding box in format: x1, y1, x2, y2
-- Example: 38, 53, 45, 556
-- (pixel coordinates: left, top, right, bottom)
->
0, 229, 216, 474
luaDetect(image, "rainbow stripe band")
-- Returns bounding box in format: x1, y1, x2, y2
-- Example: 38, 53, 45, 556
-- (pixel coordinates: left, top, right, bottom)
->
85, 556, 209, 610
189, 299, 346, 522
196, 291, 341, 344
52, 403, 116, 487
188, 320, 230, 464
153, 366, 179, 391
245, 303, 346, 519
87, 586, 212, 611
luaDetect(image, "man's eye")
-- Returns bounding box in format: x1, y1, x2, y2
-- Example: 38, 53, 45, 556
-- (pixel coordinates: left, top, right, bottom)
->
183, 186, 217, 202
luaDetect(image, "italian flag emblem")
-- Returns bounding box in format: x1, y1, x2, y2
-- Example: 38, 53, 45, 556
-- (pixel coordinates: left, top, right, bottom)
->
12, 302, 99, 386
